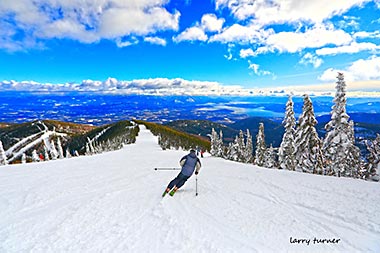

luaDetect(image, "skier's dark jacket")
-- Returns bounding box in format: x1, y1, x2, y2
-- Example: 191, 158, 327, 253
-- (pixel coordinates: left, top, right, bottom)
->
179, 150, 201, 177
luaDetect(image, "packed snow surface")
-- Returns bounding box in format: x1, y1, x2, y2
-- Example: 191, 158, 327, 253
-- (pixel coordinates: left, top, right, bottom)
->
1, 126, 379, 252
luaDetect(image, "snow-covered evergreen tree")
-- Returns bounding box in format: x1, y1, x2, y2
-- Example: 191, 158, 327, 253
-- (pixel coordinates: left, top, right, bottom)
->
346, 120, 361, 178
295, 94, 324, 174
210, 128, 219, 156
0, 140, 8, 165
245, 129, 253, 163
227, 137, 239, 161
364, 134, 380, 180
210, 128, 224, 157
44, 146, 50, 161
56, 137, 64, 159
216, 130, 224, 157
32, 150, 40, 162
255, 123, 266, 167
85, 137, 96, 155
279, 96, 296, 171
322, 73, 360, 177
264, 144, 276, 168
50, 140, 58, 160
237, 130, 245, 162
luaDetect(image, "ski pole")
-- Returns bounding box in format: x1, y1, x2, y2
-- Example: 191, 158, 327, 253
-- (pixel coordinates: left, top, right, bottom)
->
195, 175, 198, 196
154, 168, 181, 171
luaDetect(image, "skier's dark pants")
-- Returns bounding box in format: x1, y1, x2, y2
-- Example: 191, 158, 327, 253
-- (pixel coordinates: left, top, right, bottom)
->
167, 172, 190, 189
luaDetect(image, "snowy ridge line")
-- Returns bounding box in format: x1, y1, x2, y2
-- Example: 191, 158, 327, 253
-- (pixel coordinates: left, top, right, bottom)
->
7, 131, 67, 163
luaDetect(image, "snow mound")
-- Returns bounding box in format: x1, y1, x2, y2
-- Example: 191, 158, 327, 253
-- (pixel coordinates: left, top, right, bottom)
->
0, 126, 379, 252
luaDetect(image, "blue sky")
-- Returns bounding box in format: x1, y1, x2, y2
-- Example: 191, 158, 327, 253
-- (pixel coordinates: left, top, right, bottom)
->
0, 0, 380, 95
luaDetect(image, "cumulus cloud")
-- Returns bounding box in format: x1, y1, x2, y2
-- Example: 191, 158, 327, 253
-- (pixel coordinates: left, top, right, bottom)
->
319, 56, 380, 82
353, 31, 380, 39
201, 14, 225, 32
264, 24, 352, 53
215, 0, 369, 25
0, 0, 180, 51
316, 42, 380, 55
240, 48, 255, 58
209, 23, 272, 44
299, 53, 323, 68
173, 13, 224, 43
173, 27, 208, 43
144, 36, 167, 46
0, 78, 248, 96
2, 77, 380, 96
211, 23, 353, 59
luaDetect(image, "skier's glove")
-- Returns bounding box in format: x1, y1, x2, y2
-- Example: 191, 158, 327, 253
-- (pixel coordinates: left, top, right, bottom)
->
195, 171, 199, 175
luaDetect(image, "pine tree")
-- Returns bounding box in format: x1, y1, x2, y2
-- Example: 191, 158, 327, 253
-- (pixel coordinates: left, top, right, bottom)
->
245, 129, 253, 163
364, 134, 380, 180
295, 94, 324, 174
279, 96, 296, 171
228, 137, 240, 161
255, 123, 266, 167
50, 140, 58, 160
346, 120, 361, 178
237, 130, 246, 162
0, 140, 8, 165
56, 137, 64, 159
210, 128, 219, 156
216, 130, 224, 157
322, 73, 360, 177
264, 144, 276, 168
44, 146, 50, 161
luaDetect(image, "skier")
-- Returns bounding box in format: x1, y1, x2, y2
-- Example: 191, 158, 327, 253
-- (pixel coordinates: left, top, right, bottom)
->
162, 149, 201, 197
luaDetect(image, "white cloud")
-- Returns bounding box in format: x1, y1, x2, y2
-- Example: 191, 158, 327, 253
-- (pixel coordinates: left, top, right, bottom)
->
0, 0, 180, 51
116, 37, 139, 48
2, 77, 380, 96
316, 42, 380, 55
265, 24, 352, 53
99, 7, 180, 38
353, 31, 380, 39
215, 0, 370, 25
144, 36, 167, 46
0, 78, 248, 96
319, 56, 380, 82
201, 14, 225, 32
209, 23, 272, 44
248, 61, 273, 76
299, 53, 323, 68
173, 27, 208, 43
240, 48, 255, 58
173, 13, 224, 43
212, 23, 353, 58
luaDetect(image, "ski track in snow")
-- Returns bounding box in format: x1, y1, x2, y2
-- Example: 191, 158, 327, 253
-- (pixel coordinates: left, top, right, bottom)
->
0, 125, 380, 252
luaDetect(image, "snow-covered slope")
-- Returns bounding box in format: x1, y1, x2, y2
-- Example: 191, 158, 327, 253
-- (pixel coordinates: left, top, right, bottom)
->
0, 126, 379, 253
